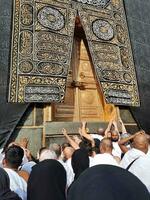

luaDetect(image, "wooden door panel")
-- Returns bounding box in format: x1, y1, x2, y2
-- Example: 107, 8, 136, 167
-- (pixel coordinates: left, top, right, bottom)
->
53, 86, 75, 121
77, 40, 106, 121
80, 107, 104, 121
79, 90, 100, 106
80, 42, 89, 60
79, 88, 105, 121
79, 61, 94, 77
52, 37, 115, 122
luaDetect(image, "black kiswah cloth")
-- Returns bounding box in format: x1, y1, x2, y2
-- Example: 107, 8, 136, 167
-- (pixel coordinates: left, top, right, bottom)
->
27, 159, 66, 200
0, 167, 21, 200
67, 165, 150, 200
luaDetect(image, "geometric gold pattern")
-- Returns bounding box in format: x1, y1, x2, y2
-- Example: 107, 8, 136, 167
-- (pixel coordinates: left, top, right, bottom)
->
9, 0, 140, 106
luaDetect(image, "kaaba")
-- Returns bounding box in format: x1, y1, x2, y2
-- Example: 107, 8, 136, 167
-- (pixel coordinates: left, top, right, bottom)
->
0, 0, 150, 151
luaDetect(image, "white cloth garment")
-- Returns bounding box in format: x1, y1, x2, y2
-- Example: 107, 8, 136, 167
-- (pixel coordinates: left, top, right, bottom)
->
147, 146, 150, 155
129, 154, 150, 192
65, 158, 75, 184
90, 134, 103, 141
58, 159, 74, 187
89, 156, 94, 167
112, 142, 122, 158
4, 168, 27, 200
21, 148, 30, 165
120, 148, 145, 169
91, 153, 119, 167
21, 161, 36, 174
0, 148, 4, 167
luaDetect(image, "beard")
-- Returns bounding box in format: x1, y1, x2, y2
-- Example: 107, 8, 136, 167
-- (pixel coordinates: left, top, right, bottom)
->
111, 138, 119, 142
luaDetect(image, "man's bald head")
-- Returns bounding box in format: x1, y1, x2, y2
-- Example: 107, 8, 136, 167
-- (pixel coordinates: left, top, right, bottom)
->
100, 138, 113, 154
133, 133, 149, 154
63, 147, 74, 160
98, 128, 105, 136
49, 143, 61, 159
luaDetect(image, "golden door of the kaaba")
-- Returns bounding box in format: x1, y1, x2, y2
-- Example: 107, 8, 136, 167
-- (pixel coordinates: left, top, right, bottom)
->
50, 23, 115, 122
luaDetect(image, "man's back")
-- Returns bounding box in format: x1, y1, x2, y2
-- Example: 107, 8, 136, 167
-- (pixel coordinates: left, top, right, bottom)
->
129, 154, 150, 192
91, 153, 119, 167
120, 148, 145, 169
4, 168, 27, 200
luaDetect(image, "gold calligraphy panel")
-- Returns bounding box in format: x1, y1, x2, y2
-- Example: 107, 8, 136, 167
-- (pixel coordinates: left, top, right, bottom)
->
78, 0, 140, 106
9, 0, 76, 103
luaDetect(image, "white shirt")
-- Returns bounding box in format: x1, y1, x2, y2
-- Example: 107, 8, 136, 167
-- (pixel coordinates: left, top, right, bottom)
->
112, 142, 122, 158
129, 154, 150, 192
21, 161, 36, 174
4, 168, 27, 200
58, 159, 74, 187
147, 146, 150, 155
89, 156, 94, 167
91, 153, 119, 167
65, 158, 75, 185
120, 148, 145, 169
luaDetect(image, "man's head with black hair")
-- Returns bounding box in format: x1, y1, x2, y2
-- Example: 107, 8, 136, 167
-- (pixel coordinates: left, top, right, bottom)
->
92, 138, 100, 154
61, 142, 71, 151
79, 138, 93, 156
3, 145, 24, 170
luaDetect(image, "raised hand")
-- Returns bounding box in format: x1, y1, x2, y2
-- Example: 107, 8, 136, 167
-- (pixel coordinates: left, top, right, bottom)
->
62, 128, 67, 136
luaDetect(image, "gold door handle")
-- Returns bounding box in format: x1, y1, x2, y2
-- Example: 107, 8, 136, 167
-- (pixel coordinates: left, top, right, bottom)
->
71, 80, 85, 90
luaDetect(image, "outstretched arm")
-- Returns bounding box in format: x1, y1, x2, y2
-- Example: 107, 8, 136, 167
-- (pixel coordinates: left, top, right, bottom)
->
81, 122, 95, 147
119, 118, 127, 134
62, 128, 79, 150
118, 135, 133, 153
112, 120, 119, 134
104, 118, 113, 137
118, 131, 144, 153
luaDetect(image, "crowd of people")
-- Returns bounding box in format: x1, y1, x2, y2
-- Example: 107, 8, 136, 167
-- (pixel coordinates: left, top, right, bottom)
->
0, 116, 150, 200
